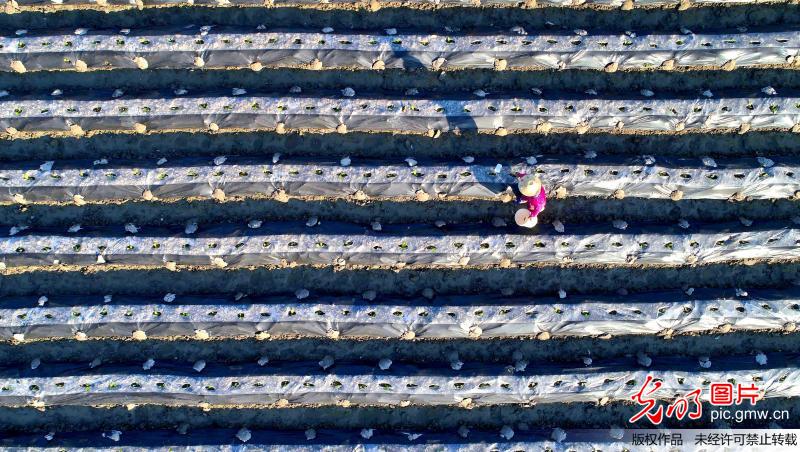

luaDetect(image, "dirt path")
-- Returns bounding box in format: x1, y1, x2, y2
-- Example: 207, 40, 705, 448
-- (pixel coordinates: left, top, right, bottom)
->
2, 261, 799, 297
0, 197, 796, 228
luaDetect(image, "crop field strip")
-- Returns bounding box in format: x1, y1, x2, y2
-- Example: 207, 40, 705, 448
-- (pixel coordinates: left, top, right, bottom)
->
2, 220, 799, 268
1, 288, 799, 341
1, 0, 800, 446
1, 155, 797, 204
6, 92, 800, 136
0, 353, 796, 407
4, 27, 800, 73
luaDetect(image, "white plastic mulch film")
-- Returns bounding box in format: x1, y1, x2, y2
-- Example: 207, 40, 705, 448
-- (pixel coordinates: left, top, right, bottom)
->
1, 288, 798, 340
0, 355, 797, 406
1, 27, 799, 72
1, 221, 799, 268
1, 155, 798, 203
3, 93, 800, 134
0, 0, 790, 8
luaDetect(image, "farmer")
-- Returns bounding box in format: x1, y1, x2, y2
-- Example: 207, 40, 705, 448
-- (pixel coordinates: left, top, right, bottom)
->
514, 173, 547, 228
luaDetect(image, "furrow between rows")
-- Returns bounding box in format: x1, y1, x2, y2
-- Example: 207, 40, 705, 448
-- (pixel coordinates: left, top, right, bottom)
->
1, 198, 798, 231
6, 129, 800, 162
3, 262, 798, 298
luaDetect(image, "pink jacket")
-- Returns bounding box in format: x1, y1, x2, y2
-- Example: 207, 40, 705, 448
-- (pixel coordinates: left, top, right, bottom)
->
521, 186, 547, 217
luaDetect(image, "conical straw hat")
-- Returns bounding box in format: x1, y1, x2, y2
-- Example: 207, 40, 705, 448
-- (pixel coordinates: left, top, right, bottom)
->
519, 174, 542, 197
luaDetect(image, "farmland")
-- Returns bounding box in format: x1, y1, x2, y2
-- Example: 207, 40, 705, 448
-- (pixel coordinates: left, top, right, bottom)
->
0, 0, 799, 449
